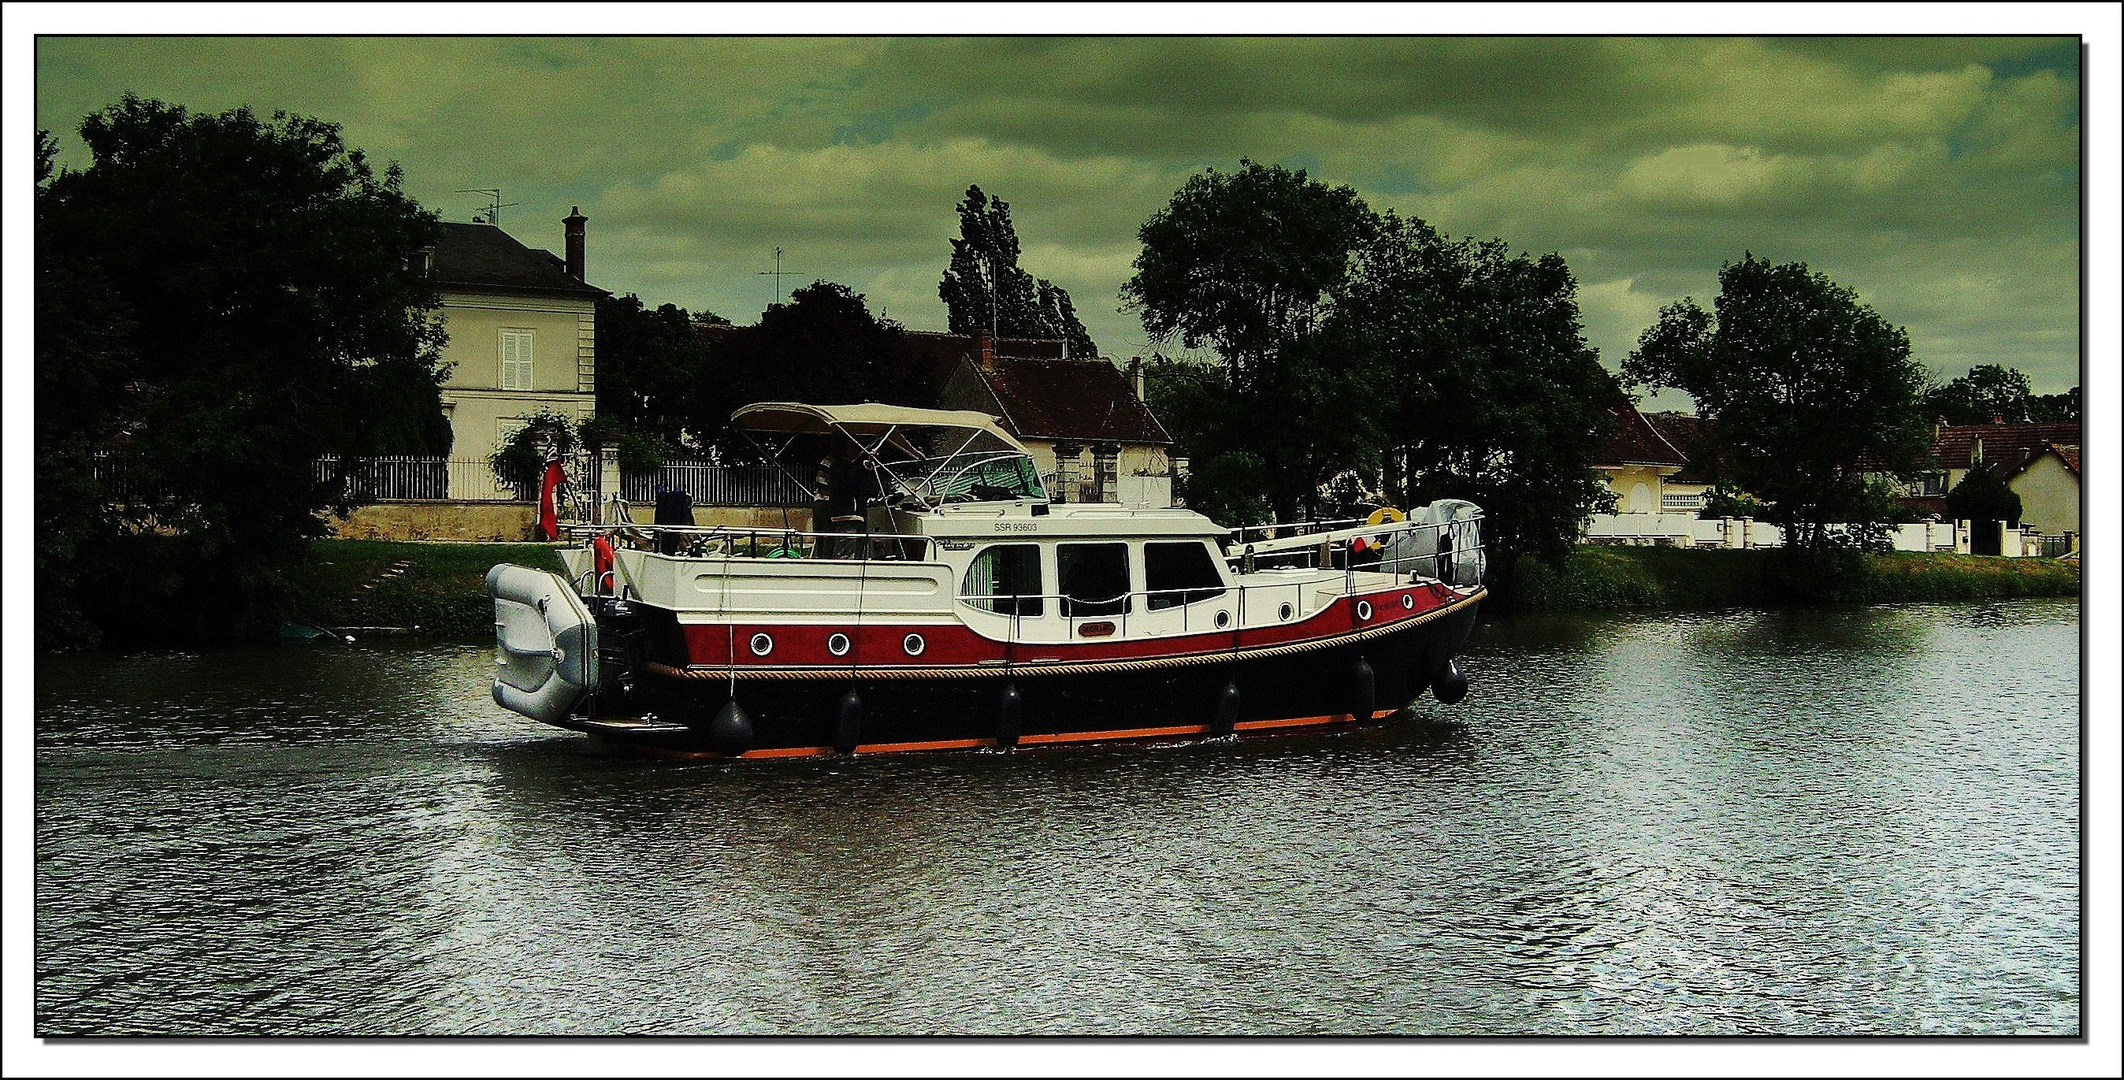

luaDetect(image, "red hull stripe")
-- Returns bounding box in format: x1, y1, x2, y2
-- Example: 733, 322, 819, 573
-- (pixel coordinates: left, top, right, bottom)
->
655, 588, 1485, 682
677, 586, 1473, 669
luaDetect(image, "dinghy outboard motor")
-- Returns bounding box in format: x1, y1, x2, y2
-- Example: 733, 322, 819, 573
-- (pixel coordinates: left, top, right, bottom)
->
487, 564, 598, 727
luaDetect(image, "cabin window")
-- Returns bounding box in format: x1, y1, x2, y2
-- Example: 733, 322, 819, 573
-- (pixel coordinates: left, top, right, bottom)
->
1058, 542, 1132, 617
1144, 541, 1227, 610
962, 543, 1043, 616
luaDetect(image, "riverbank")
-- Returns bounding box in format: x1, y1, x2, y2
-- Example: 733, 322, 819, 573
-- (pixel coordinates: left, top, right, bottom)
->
293, 539, 2081, 640
1494, 546, 2082, 614
291, 538, 564, 639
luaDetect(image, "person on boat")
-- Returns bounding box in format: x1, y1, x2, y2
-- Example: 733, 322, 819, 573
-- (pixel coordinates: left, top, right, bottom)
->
814, 447, 868, 558
653, 483, 694, 555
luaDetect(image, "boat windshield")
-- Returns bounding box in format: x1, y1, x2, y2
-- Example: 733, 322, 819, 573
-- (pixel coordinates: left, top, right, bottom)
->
917, 450, 1047, 503
729, 403, 1049, 508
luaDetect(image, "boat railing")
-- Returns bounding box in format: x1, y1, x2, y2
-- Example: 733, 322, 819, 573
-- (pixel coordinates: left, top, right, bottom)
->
563, 523, 934, 563
1225, 512, 1487, 590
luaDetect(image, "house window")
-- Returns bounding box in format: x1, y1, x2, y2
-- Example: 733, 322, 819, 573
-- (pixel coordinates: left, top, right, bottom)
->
500, 330, 535, 390
1144, 541, 1227, 611
961, 544, 1043, 617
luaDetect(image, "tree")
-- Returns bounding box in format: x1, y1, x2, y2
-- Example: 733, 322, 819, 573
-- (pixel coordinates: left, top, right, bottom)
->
35, 97, 447, 646
1123, 159, 1376, 383
691, 281, 930, 455
1623, 254, 1932, 558
1343, 216, 1619, 568
1923, 363, 2038, 424
1128, 163, 1383, 522
2031, 385, 2080, 423
1945, 465, 2022, 525
1130, 165, 1614, 565
939, 185, 1097, 356
593, 293, 720, 469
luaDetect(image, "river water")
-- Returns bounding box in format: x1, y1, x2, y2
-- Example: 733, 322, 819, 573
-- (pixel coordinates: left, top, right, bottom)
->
33, 600, 2081, 1037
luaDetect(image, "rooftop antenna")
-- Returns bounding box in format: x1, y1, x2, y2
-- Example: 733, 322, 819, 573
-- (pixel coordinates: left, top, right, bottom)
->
456, 188, 520, 228
756, 247, 804, 306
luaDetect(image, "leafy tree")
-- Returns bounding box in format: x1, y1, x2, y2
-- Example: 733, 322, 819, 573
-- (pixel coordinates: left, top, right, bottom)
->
36, 97, 446, 646
1123, 159, 1376, 383
1698, 481, 1768, 520
1341, 215, 1619, 568
2031, 385, 2080, 423
1623, 254, 1932, 559
1945, 465, 2022, 525
939, 185, 1097, 356
593, 292, 719, 467
490, 408, 581, 496
691, 281, 930, 455
1130, 166, 1614, 567
1127, 162, 1381, 522
1923, 363, 2039, 424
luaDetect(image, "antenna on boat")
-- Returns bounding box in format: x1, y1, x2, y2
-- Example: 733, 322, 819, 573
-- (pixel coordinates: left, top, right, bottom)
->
757, 247, 804, 306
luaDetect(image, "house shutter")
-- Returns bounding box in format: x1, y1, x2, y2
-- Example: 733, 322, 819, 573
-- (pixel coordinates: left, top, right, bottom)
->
500, 330, 534, 390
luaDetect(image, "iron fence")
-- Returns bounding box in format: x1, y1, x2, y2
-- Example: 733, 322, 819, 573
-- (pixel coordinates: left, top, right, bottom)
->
313, 457, 534, 502
620, 461, 810, 506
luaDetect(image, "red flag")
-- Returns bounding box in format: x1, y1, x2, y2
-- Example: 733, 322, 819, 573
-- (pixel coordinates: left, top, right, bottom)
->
538, 457, 566, 540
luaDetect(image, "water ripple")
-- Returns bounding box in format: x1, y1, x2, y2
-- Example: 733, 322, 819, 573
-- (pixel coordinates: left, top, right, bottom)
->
34, 599, 2080, 1035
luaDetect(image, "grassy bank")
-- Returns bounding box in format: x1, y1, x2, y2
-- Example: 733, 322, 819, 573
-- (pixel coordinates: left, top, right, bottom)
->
295, 538, 2081, 641
291, 539, 564, 639
1493, 546, 2082, 615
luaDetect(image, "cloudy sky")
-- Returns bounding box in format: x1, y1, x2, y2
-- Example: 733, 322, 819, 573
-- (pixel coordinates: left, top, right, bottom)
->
28, 22, 2095, 402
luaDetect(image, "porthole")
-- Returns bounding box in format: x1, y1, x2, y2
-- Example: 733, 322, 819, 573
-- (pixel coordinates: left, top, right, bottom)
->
749, 632, 774, 656
1214, 610, 1231, 629
1356, 600, 1373, 620
1401, 593, 1415, 610
826, 632, 851, 657
1278, 602, 1294, 622
902, 633, 926, 657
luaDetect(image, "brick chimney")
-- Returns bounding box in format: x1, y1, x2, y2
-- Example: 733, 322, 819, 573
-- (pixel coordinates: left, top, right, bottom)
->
1128, 356, 1145, 401
563, 206, 587, 282
975, 329, 996, 366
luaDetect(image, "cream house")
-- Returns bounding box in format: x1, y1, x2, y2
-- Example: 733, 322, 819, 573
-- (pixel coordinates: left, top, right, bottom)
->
2002, 443, 2081, 541
426, 210, 606, 495
1592, 403, 1690, 514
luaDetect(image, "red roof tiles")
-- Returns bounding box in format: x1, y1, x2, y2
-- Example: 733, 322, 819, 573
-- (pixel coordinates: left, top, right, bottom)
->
1597, 404, 1687, 468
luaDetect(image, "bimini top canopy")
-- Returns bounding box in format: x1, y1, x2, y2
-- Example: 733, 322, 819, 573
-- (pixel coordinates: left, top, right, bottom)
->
731, 401, 1047, 507
731, 402, 1028, 455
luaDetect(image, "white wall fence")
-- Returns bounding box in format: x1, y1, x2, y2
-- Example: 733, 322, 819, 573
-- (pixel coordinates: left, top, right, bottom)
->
1583, 513, 2071, 557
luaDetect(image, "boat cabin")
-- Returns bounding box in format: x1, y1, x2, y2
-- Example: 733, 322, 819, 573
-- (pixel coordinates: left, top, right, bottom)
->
558, 404, 1479, 657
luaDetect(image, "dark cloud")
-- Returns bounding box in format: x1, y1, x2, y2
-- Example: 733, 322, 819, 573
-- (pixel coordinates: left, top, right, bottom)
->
34, 34, 2086, 393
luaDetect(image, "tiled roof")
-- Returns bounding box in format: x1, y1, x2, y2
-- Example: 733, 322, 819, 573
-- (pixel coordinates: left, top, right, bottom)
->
971, 355, 1171, 446
430, 222, 605, 297
2003, 443, 2081, 480
1643, 411, 1718, 483
901, 330, 1068, 388
1930, 421, 2081, 471
1596, 404, 1687, 468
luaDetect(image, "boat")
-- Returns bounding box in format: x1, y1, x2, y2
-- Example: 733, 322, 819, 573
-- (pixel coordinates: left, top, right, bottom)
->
486, 403, 1486, 758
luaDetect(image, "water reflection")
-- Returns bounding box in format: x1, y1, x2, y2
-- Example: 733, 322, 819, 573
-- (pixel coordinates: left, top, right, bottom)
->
36, 600, 2080, 1035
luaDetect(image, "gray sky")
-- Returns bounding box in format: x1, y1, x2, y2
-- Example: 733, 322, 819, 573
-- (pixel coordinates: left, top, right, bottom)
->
31, 29, 2091, 400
